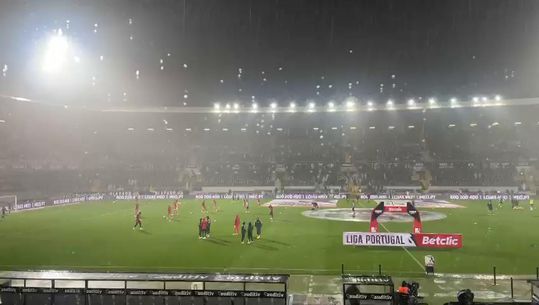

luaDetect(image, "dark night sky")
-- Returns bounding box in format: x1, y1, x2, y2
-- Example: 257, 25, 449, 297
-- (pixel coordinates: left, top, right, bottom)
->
0, 0, 538, 107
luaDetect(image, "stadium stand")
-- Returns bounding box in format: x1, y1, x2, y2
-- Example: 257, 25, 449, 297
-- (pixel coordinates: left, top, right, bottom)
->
0, 101, 538, 197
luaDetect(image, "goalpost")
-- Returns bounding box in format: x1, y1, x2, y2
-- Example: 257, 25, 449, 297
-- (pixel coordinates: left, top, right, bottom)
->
0, 195, 17, 211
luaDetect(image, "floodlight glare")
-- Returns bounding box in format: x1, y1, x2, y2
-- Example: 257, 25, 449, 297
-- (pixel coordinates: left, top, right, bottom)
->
270, 102, 277, 109
42, 29, 70, 73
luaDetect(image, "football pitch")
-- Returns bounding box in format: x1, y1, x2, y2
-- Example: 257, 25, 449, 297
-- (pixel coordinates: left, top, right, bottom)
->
0, 199, 537, 276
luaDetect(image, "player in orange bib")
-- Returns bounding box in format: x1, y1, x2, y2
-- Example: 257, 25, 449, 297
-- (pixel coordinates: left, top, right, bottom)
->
173, 199, 180, 216
134, 203, 140, 216
201, 200, 207, 213
243, 199, 250, 213
166, 204, 173, 222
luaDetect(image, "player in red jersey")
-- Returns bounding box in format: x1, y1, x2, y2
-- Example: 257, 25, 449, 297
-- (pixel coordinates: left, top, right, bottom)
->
269, 204, 274, 221
201, 200, 207, 213
233, 214, 241, 235
133, 210, 143, 230
200, 217, 208, 239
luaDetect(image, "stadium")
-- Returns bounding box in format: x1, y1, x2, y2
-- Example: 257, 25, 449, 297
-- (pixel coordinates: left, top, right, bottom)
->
1, 1, 539, 305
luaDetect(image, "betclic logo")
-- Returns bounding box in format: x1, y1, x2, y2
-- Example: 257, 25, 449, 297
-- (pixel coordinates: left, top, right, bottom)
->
413, 233, 463, 248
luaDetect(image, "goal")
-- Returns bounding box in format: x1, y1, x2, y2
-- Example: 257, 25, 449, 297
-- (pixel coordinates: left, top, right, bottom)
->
0, 195, 17, 211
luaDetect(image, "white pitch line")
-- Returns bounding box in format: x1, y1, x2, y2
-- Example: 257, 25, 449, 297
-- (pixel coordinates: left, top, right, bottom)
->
354, 200, 424, 271
378, 222, 424, 271
0, 264, 352, 273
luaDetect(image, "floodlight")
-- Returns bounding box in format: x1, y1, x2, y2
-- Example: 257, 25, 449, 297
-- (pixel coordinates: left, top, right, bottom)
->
42, 29, 70, 73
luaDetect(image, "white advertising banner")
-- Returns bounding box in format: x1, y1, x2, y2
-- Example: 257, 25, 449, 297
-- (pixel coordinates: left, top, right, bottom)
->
343, 232, 463, 248
343, 232, 416, 247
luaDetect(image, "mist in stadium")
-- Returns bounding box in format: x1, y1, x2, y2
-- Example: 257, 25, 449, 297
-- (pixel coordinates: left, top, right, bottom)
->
0, 1, 539, 305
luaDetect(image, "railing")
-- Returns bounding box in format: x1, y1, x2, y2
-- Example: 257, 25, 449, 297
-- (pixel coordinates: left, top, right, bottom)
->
0, 271, 288, 305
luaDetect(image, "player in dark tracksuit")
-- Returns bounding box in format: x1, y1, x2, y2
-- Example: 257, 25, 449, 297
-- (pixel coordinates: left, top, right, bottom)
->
205, 216, 211, 238
255, 218, 263, 239
133, 210, 143, 230
1, 206, 6, 219
247, 222, 254, 244
198, 218, 203, 239
487, 200, 493, 214
241, 222, 247, 244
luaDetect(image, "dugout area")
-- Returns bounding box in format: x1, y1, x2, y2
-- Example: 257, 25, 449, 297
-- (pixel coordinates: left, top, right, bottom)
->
0, 271, 288, 305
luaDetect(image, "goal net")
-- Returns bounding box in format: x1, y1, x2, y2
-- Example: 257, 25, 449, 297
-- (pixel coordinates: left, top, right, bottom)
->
0, 195, 17, 211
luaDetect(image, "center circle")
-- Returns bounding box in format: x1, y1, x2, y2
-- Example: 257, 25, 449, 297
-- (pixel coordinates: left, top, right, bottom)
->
302, 208, 447, 222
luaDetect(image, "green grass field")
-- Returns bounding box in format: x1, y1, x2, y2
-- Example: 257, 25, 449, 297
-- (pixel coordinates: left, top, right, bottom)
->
0, 199, 537, 276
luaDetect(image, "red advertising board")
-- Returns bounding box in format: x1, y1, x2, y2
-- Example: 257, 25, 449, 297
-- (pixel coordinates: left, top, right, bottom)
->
413, 233, 463, 249
383, 206, 407, 212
